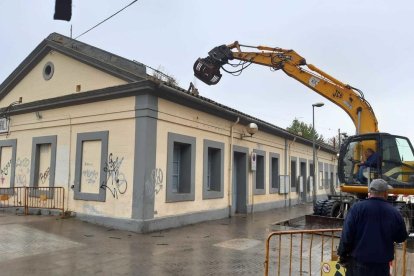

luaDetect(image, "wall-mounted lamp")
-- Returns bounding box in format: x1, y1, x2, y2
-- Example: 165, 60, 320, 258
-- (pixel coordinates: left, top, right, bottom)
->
241, 123, 259, 139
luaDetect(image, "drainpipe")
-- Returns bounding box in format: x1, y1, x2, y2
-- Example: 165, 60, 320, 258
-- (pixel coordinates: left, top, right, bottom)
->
66, 115, 72, 213
228, 117, 239, 217
284, 139, 288, 207
316, 145, 321, 197
286, 136, 297, 207
251, 161, 254, 214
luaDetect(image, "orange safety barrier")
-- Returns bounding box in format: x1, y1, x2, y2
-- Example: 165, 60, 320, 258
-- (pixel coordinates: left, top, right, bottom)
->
264, 228, 410, 276
0, 187, 26, 209
0, 187, 65, 217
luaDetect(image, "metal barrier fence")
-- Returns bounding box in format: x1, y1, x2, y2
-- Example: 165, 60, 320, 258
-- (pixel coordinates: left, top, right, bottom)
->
0, 187, 25, 209
0, 187, 65, 216
264, 228, 411, 276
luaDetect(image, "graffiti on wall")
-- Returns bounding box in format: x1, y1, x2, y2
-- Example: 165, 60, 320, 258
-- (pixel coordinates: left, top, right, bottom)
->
16, 157, 30, 186
39, 167, 50, 184
1, 159, 11, 176
152, 168, 163, 195
82, 168, 99, 184
0, 159, 11, 185
81, 160, 99, 187
100, 153, 128, 199
145, 168, 164, 196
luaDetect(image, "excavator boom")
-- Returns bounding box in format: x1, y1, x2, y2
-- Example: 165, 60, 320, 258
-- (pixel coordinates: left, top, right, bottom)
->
194, 42, 378, 134
194, 42, 414, 227
194, 41, 414, 191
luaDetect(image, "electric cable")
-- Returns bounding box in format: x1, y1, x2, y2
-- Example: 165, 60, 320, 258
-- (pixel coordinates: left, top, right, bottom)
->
75, 0, 138, 39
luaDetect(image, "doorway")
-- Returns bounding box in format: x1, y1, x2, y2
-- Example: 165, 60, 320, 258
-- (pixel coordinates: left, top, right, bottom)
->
309, 162, 314, 202
232, 147, 248, 214
300, 160, 307, 202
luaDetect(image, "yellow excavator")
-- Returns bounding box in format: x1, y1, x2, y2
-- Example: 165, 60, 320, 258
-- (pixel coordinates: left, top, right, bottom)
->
193, 42, 414, 229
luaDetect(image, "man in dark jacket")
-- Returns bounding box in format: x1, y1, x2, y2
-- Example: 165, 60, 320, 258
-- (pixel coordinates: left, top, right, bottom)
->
337, 179, 408, 276
356, 148, 379, 183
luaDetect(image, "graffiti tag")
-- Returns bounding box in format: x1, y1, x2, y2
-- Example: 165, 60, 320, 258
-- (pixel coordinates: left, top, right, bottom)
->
145, 168, 164, 196
0, 159, 12, 185
152, 168, 163, 194
82, 169, 99, 184
39, 167, 50, 184
16, 157, 30, 168
16, 157, 30, 186
100, 153, 128, 199
1, 159, 11, 176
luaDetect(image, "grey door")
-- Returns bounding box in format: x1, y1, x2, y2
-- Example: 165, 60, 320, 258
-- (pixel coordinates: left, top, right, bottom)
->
300, 161, 307, 202
232, 151, 247, 214
308, 163, 314, 202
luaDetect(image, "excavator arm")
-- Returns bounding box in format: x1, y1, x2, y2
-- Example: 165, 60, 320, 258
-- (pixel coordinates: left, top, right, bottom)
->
194, 42, 378, 134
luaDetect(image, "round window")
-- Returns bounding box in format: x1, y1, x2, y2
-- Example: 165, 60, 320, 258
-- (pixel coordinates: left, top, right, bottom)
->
43, 62, 54, 80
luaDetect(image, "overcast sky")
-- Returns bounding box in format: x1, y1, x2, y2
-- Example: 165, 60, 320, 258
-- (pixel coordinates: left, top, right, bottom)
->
1, 1, 414, 142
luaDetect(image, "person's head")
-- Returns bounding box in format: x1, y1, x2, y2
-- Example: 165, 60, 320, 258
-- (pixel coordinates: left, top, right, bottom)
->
368, 179, 393, 199
364, 148, 375, 158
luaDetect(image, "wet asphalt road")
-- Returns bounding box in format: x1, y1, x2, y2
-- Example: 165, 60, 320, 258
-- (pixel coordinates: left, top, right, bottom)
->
0, 204, 312, 275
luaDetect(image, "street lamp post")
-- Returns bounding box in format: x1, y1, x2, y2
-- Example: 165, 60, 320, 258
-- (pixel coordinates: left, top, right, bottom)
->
312, 102, 324, 204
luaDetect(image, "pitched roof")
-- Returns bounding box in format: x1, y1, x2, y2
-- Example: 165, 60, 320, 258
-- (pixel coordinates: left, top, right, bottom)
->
0, 33, 336, 153
0, 32, 146, 101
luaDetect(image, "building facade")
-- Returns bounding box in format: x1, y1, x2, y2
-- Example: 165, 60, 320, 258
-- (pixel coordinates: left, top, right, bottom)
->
0, 33, 337, 232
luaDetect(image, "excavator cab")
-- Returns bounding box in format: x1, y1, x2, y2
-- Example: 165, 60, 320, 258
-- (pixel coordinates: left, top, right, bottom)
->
339, 133, 414, 190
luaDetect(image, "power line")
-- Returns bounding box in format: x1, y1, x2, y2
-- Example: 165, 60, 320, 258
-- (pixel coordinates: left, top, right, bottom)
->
75, 0, 138, 39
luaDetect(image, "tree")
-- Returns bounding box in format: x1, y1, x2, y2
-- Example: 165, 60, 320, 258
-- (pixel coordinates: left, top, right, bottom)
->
326, 131, 348, 151
286, 118, 324, 143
